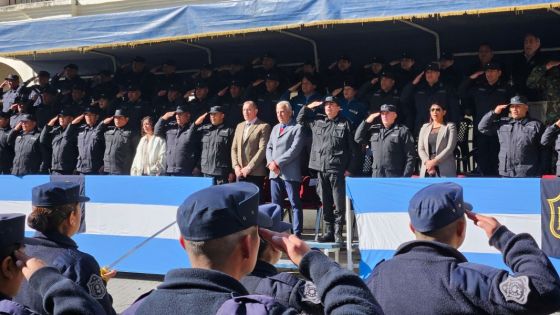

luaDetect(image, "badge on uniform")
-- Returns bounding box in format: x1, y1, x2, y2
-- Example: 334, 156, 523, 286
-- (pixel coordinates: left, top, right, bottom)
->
300, 281, 321, 304
499, 275, 530, 305
87, 274, 107, 299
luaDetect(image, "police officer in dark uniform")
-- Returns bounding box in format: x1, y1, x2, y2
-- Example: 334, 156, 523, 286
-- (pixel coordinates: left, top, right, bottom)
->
116, 84, 152, 132
193, 106, 234, 185
15, 182, 117, 315
32, 87, 60, 130
297, 96, 359, 243
39, 109, 78, 175
123, 182, 381, 315
459, 62, 514, 176
0, 213, 107, 315
241, 203, 323, 314
50, 64, 85, 97
0, 111, 14, 174
1, 74, 23, 113
367, 182, 560, 314
67, 107, 105, 175
401, 62, 461, 136
478, 95, 543, 177
245, 73, 283, 125
211, 80, 246, 127
60, 83, 88, 116
153, 83, 185, 118
154, 105, 199, 176
337, 80, 368, 128
101, 108, 139, 175
281, 74, 323, 118
355, 104, 415, 177
27, 71, 52, 107
8, 114, 42, 176
186, 81, 212, 119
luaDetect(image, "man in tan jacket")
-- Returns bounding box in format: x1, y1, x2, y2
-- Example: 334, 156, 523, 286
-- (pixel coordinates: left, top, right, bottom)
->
231, 101, 271, 200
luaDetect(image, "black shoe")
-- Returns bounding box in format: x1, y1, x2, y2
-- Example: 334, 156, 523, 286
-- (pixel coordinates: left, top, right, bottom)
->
318, 232, 335, 243
335, 224, 344, 244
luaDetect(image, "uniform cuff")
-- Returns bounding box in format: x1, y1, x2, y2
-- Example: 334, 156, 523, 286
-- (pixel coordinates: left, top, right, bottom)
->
298, 250, 336, 281
29, 266, 64, 297
488, 225, 515, 251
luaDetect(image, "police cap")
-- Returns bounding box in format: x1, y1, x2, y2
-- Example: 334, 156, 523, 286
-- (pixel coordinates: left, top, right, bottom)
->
380, 104, 397, 113
113, 108, 128, 117
177, 182, 271, 241
127, 84, 141, 92
408, 182, 472, 233
209, 106, 225, 114
401, 52, 414, 60
132, 56, 146, 63
175, 104, 189, 113
371, 56, 385, 64
0, 111, 10, 119
64, 64, 78, 70
0, 214, 25, 250
381, 71, 396, 80
84, 106, 100, 115
323, 96, 340, 106
484, 61, 503, 71
37, 71, 50, 78
510, 95, 528, 105
20, 114, 36, 122
194, 81, 208, 89
58, 108, 74, 117
230, 79, 244, 87
257, 204, 292, 233
32, 182, 90, 207
302, 74, 320, 86
343, 80, 358, 89
4, 74, 19, 81
439, 52, 454, 61
425, 62, 441, 72
265, 72, 280, 82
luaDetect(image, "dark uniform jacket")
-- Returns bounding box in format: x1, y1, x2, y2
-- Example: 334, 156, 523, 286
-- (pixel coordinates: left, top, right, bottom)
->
154, 118, 198, 175
478, 111, 543, 177
39, 125, 78, 173
540, 124, 560, 175
15, 232, 116, 315
241, 260, 323, 314
245, 86, 283, 126
458, 78, 514, 127
103, 124, 138, 175
355, 121, 415, 177
0, 126, 14, 173
0, 267, 106, 315
187, 97, 211, 120
297, 107, 358, 174
116, 99, 152, 132
367, 226, 560, 315
125, 251, 382, 315
197, 123, 234, 176
280, 91, 323, 118
8, 129, 42, 176
68, 122, 105, 174
340, 98, 367, 128
401, 80, 461, 135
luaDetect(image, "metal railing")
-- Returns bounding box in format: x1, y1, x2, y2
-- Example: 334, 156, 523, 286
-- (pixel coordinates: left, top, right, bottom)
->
2, 0, 53, 6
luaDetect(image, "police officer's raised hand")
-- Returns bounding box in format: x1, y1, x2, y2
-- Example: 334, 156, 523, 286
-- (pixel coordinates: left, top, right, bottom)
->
14, 249, 47, 280
259, 228, 311, 266
366, 112, 380, 123
72, 114, 85, 125
331, 87, 343, 97
288, 81, 302, 93
183, 89, 195, 99
307, 101, 323, 109
469, 71, 484, 80
47, 116, 59, 127
217, 86, 229, 97
0, 80, 7, 88
466, 211, 502, 239
157, 90, 167, 97
15, 122, 22, 131
494, 104, 509, 115
412, 71, 425, 85
162, 111, 176, 120
370, 77, 379, 86
102, 116, 114, 125
555, 119, 560, 128
194, 112, 208, 126
546, 60, 560, 70
252, 79, 264, 87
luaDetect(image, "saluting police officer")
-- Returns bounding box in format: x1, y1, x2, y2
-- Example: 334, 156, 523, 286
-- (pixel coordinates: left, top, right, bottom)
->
478, 95, 543, 177
0, 111, 14, 174
154, 104, 199, 176
0, 214, 107, 315
193, 106, 234, 185
123, 182, 381, 314
67, 106, 106, 175
367, 182, 560, 314
355, 104, 416, 177
101, 108, 139, 175
540, 118, 560, 176
297, 96, 359, 243
240, 203, 323, 314
39, 109, 78, 175
8, 114, 42, 176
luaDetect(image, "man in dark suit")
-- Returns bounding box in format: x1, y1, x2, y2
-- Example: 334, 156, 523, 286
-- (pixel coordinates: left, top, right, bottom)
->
266, 101, 305, 237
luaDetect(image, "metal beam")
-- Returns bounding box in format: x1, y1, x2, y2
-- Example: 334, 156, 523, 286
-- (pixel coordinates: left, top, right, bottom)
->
550, 7, 560, 16
179, 41, 212, 64
454, 47, 560, 57
400, 20, 440, 60
88, 50, 117, 73
277, 30, 320, 72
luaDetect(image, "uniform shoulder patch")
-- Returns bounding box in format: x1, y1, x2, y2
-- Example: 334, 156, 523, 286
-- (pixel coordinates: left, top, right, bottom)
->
300, 281, 321, 304
87, 274, 107, 299
499, 275, 530, 305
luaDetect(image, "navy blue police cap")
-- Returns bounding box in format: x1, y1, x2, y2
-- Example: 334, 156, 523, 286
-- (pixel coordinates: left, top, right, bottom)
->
0, 213, 25, 249
20, 114, 36, 122
177, 182, 271, 241
38, 71, 50, 78
510, 95, 528, 105
5, 74, 19, 81
484, 61, 502, 71
408, 182, 472, 233
175, 104, 189, 113
265, 72, 280, 82
323, 95, 340, 105
257, 204, 292, 233
0, 111, 10, 119
32, 182, 90, 207
209, 106, 225, 114
381, 71, 396, 80
380, 104, 397, 112
371, 56, 385, 64
84, 106, 100, 115
58, 108, 73, 117
425, 62, 441, 72
113, 108, 128, 117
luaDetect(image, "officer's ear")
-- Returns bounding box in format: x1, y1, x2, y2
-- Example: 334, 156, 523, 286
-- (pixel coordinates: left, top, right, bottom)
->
178, 236, 186, 250
408, 222, 416, 234
0, 255, 18, 280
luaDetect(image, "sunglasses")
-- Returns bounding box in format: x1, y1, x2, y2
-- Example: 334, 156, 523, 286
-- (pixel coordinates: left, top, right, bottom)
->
430, 108, 443, 112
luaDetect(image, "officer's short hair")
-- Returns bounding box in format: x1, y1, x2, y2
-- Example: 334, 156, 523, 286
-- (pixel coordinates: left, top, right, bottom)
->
276, 101, 292, 113
28, 203, 78, 233
243, 100, 258, 110
185, 226, 257, 266
415, 216, 466, 244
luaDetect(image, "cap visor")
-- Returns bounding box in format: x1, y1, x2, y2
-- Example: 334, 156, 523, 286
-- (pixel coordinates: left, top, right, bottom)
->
463, 202, 473, 212
256, 211, 273, 228
274, 221, 292, 233
78, 196, 90, 203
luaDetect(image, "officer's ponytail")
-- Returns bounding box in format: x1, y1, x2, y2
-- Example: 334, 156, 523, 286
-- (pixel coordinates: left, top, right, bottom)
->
28, 203, 77, 233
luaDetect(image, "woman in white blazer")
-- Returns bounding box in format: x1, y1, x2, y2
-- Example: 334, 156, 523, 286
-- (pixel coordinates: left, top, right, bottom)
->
131, 117, 166, 176
418, 103, 458, 177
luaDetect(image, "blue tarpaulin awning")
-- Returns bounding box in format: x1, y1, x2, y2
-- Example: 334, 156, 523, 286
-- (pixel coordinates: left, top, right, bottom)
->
0, 0, 559, 56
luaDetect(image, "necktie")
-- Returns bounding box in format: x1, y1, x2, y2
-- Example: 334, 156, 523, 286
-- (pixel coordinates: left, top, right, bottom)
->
279, 124, 285, 135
